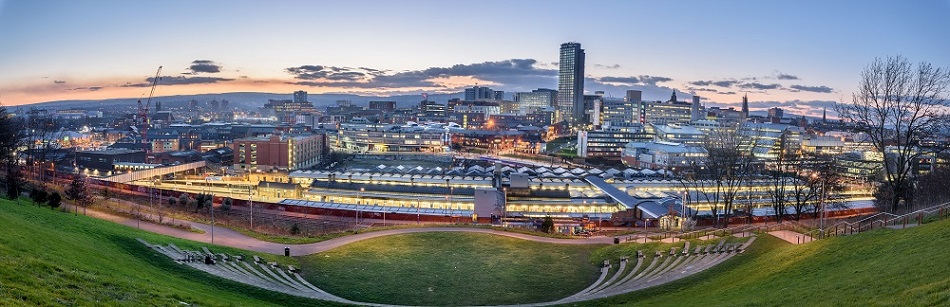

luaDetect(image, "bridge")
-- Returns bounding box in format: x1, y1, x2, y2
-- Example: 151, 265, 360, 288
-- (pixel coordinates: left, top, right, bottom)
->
584, 176, 691, 219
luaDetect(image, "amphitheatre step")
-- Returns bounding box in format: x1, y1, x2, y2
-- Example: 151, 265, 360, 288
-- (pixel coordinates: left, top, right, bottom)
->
588, 256, 629, 295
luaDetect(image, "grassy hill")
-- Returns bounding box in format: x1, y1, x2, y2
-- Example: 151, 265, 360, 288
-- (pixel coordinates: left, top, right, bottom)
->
0, 199, 340, 306
298, 232, 602, 306
580, 219, 950, 306
2, 196, 947, 306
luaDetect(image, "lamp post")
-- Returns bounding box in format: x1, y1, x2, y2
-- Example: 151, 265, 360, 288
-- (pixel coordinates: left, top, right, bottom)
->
358, 187, 365, 225
207, 177, 214, 244
248, 185, 254, 230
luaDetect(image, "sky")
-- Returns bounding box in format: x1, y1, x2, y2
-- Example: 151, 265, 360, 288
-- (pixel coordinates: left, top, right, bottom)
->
1, 0, 948, 116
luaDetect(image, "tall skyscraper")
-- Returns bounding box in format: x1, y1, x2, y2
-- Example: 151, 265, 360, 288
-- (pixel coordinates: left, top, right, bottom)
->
557, 42, 585, 126
294, 90, 308, 103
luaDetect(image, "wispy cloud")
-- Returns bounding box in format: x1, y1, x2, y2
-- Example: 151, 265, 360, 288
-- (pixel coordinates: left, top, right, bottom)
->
789, 84, 834, 93
738, 82, 782, 90
121, 76, 235, 87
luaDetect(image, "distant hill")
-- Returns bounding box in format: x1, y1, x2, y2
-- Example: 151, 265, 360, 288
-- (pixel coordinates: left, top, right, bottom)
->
24, 92, 465, 111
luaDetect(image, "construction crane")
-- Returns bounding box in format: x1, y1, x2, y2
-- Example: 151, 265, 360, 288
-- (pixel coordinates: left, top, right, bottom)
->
137, 66, 162, 157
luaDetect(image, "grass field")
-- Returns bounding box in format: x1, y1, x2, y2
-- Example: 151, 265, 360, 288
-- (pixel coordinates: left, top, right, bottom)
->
3, 194, 948, 306
0, 198, 340, 307
579, 219, 950, 306
298, 232, 604, 306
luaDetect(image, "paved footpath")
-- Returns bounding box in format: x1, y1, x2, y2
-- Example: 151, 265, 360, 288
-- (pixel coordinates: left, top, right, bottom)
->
65, 204, 615, 256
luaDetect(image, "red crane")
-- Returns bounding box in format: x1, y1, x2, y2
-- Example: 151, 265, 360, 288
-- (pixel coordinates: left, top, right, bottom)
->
137, 66, 162, 157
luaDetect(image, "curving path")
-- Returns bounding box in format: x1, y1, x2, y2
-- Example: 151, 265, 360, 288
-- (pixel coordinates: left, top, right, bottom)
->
69, 204, 615, 256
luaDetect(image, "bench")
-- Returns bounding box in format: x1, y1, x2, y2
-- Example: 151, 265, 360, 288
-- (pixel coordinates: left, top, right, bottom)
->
232, 255, 243, 261
219, 254, 229, 261
602, 260, 610, 268
637, 250, 644, 258
682, 242, 691, 256
669, 248, 677, 257
693, 246, 702, 255
202, 247, 213, 256
655, 250, 662, 258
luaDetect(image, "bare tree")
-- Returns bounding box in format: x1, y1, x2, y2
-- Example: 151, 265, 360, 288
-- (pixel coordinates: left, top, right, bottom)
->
837, 55, 950, 212
26, 108, 68, 183
680, 125, 757, 228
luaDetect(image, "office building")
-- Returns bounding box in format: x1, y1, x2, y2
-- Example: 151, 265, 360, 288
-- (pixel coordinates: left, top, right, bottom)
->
233, 133, 327, 172
294, 90, 308, 103
465, 86, 499, 101
369, 101, 397, 112
557, 42, 585, 125
514, 88, 557, 113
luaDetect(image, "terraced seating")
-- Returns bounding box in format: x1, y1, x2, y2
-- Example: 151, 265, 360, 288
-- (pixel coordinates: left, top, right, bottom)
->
556, 236, 758, 305
137, 239, 357, 305
138, 236, 757, 307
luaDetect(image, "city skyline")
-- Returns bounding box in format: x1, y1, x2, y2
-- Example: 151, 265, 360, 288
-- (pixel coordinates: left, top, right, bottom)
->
2, 0, 949, 117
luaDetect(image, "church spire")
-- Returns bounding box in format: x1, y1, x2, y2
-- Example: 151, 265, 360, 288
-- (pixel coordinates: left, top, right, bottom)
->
822, 108, 827, 122
671, 90, 677, 103
741, 94, 749, 118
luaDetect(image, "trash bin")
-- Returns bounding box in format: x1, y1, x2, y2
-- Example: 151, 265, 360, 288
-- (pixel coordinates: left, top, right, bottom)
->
613, 237, 620, 245
284, 247, 290, 257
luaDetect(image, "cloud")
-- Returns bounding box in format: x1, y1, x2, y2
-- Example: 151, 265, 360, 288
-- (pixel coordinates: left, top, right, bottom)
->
121, 76, 234, 87
776, 73, 799, 80
287, 59, 558, 90
689, 79, 739, 88
68, 86, 103, 91
739, 82, 782, 90
596, 75, 673, 86
594, 64, 621, 69
186, 60, 222, 74
599, 76, 640, 84
789, 84, 834, 93
53, 80, 66, 84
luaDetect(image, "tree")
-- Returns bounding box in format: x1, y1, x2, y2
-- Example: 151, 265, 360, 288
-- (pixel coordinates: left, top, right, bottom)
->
30, 188, 49, 207
681, 125, 757, 228
837, 55, 950, 212
194, 193, 212, 213
65, 175, 92, 215
178, 194, 191, 210
913, 166, 950, 209
540, 216, 555, 233
167, 196, 177, 208
48, 192, 61, 210
0, 105, 25, 204
290, 223, 301, 235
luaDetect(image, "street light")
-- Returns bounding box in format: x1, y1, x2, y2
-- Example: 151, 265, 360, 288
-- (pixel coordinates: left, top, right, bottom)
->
205, 178, 215, 244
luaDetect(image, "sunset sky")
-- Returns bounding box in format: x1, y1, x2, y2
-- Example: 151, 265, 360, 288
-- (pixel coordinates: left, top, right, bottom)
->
1, 0, 948, 116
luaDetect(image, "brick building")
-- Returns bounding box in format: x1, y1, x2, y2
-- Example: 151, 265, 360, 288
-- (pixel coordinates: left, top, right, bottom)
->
233, 133, 327, 172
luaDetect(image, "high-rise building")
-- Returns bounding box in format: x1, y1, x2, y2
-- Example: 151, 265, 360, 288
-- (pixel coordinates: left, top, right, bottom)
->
514, 88, 557, 113
691, 96, 702, 122
464, 86, 498, 101
625, 90, 642, 104
294, 90, 308, 103
768, 107, 784, 124
369, 101, 397, 112
557, 42, 585, 125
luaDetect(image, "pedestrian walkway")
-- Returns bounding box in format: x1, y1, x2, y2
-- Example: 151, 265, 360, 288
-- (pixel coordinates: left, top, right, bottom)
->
768, 230, 814, 245
66, 203, 615, 256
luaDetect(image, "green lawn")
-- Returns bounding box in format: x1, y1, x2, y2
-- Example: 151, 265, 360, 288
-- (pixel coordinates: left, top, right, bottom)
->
3, 194, 947, 307
578, 219, 950, 306
0, 198, 343, 307
298, 232, 604, 306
